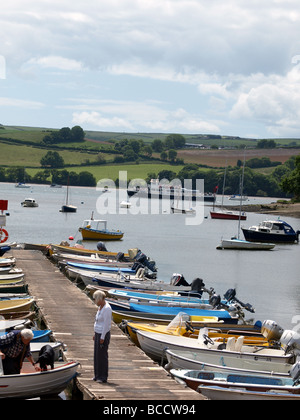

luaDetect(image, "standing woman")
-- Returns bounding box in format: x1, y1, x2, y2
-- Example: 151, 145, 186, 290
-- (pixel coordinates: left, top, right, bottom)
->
93, 290, 112, 383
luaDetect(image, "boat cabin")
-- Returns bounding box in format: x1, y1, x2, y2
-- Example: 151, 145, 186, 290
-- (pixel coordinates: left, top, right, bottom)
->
81, 219, 108, 231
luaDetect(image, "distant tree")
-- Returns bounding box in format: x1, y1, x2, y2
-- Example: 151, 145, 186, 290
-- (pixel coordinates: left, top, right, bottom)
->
168, 149, 177, 161
257, 139, 276, 148
152, 139, 164, 153
281, 155, 300, 199
165, 134, 186, 149
71, 125, 85, 142
40, 151, 65, 168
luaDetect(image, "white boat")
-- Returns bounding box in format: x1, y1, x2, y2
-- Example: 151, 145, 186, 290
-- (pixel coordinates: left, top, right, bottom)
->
0, 267, 23, 276
15, 182, 30, 189
0, 257, 16, 267
170, 366, 300, 397
229, 194, 248, 201
21, 198, 38, 208
136, 330, 295, 373
198, 385, 300, 400
217, 161, 275, 250
30, 342, 64, 362
165, 348, 290, 377
68, 267, 195, 293
120, 200, 132, 208
217, 238, 275, 250
0, 360, 79, 399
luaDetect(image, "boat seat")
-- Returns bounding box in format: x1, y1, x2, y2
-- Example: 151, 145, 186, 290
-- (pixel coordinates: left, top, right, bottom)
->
226, 337, 236, 352
235, 336, 244, 352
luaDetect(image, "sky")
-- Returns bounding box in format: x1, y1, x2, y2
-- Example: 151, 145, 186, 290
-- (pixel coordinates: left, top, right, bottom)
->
1, 0, 300, 139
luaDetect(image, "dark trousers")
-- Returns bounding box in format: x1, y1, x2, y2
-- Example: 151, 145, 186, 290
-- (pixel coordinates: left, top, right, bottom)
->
94, 331, 110, 382
3, 354, 22, 375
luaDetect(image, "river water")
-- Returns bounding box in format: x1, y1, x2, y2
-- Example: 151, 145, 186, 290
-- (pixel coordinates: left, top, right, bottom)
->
1, 182, 300, 330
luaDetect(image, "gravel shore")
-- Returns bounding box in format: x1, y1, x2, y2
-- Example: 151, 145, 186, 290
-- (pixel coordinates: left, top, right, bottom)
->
224, 202, 300, 219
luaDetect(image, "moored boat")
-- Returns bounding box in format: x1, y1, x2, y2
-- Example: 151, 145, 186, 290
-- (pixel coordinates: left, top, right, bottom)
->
0, 297, 35, 314
242, 219, 300, 243
217, 238, 275, 250
136, 330, 295, 372
0, 360, 79, 399
78, 217, 124, 241
170, 365, 300, 397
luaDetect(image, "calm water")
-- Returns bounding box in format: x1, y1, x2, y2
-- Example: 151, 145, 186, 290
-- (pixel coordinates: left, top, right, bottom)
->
1, 182, 300, 330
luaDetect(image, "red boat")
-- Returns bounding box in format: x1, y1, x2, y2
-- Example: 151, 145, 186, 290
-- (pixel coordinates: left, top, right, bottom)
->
210, 210, 247, 220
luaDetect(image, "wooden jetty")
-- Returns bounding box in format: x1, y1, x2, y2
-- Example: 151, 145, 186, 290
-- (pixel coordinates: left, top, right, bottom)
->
11, 249, 204, 401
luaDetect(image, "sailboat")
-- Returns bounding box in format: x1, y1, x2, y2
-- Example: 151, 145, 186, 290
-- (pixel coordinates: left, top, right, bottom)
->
59, 180, 77, 213
210, 166, 247, 220
217, 157, 275, 250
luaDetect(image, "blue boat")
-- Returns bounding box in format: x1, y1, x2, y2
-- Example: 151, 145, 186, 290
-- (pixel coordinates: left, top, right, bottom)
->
242, 219, 300, 243
107, 299, 236, 323
0, 329, 52, 342
108, 288, 226, 306
66, 261, 135, 274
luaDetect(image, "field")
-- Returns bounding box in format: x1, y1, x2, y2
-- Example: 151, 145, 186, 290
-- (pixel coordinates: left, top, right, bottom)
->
177, 148, 299, 167
0, 125, 299, 181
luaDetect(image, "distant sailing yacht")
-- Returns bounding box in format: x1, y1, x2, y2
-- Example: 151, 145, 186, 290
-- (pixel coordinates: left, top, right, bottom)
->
59, 180, 77, 213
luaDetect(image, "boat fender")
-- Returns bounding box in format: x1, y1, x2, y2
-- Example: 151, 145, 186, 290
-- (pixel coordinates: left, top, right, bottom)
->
137, 268, 145, 278
0, 228, 9, 244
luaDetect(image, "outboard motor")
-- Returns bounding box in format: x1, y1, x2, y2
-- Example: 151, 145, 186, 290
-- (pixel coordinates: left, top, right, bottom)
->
289, 361, 300, 384
134, 250, 157, 273
0, 246, 11, 257
280, 330, 300, 355
261, 320, 284, 342
190, 278, 204, 297
170, 273, 190, 287
209, 294, 221, 309
97, 241, 107, 252
224, 288, 255, 314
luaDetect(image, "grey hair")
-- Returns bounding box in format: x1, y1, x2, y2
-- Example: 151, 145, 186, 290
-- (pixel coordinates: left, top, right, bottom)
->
20, 329, 34, 340
93, 290, 106, 305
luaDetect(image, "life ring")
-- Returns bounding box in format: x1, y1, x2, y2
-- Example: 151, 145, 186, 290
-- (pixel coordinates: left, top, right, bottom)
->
0, 228, 9, 243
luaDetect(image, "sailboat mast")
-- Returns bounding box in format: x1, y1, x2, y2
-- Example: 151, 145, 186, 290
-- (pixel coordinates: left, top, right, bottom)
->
237, 153, 246, 239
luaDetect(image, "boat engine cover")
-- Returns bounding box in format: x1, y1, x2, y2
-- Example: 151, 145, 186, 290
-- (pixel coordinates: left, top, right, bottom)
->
280, 330, 300, 353
290, 362, 300, 382
261, 320, 284, 341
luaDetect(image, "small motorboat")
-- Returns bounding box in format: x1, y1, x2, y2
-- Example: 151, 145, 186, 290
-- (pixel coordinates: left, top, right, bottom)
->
78, 217, 124, 241
217, 238, 275, 250
0, 297, 35, 314
170, 362, 300, 399
21, 198, 39, 208
242, 219, 300, 243
0, 360, 79, 399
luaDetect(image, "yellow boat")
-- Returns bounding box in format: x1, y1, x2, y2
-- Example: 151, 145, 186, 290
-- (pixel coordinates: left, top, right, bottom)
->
78, 218, 124, 241
0, 298, 35, 314
122, 313, 222, 346
122, 313, 268, 347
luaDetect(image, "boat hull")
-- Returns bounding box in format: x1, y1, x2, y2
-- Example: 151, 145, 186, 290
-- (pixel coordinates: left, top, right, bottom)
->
0, 361, 79, 399
210, 211, 246, 220
217, 239, 275, 250
79, 228, 123, 240
137, 331, 294, 373
242, 228, 298, 243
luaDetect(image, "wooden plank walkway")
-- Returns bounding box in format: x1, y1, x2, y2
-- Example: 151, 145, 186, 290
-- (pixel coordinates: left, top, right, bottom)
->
11, 249, 204, 401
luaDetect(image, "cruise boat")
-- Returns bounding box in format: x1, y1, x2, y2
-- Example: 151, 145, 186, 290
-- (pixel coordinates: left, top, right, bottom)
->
242, 219, 300, 243
21, 198, 38, 208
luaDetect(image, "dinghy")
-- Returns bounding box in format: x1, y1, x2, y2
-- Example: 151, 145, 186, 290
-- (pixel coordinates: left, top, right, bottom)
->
136, 330, 295, 373
0, 360, 79, 399
170, 364, 300, 397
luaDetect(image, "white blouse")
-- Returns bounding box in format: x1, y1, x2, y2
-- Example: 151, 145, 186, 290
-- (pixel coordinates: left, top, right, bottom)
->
94, 302, 112, 339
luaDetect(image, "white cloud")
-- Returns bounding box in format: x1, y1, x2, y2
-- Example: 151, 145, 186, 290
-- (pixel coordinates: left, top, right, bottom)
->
0, 97, 44, 109
26, 56, 84, 71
